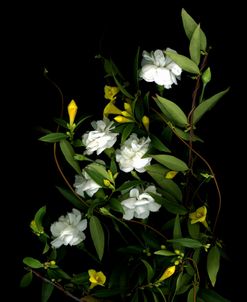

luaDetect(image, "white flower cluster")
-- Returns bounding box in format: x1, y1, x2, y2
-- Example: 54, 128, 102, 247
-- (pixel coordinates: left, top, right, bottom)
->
139, 48, 182, 89
74, 171, 101, 197
82, 119, 118, 155
121, 185, 161, 220
116, 133, 152, 173
50, 208, 87, 248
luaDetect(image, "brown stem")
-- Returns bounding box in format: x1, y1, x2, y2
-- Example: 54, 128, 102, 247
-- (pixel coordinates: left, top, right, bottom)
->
25, 268, 81, 302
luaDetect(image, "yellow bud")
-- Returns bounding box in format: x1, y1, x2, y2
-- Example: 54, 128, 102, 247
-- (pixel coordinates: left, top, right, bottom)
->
158, 266, 176, 282
142, 115, 150, 131
124, 102, 132, 113
166, 171, 178, 179
50, 260, 56, 266
121, 111, 132, 117
67, 99, 78, 126
114, 116, 133, 123
103, 179, 111, 187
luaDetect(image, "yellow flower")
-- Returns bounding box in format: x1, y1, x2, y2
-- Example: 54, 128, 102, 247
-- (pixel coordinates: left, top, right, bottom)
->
124, 102, 132, 114
158, 265, 176, 282
67, 99, 78, 126
103, 102, 122, 117
88, 269, 106, 289
189, 206, 208, 228
104, 85, 119, 102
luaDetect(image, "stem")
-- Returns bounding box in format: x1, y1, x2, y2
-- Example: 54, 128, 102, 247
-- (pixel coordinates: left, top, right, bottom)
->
25, 268, 81, 302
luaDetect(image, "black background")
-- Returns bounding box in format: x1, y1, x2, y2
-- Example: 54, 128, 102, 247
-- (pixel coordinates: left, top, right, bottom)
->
6, 1, 244, 301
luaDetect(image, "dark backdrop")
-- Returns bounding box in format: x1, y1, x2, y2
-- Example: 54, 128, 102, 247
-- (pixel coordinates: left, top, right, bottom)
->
7, 1, 244, 301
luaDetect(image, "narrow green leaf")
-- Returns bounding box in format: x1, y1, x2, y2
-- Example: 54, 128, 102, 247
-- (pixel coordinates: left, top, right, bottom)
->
173, 127, 204, 143
39, 132, 67, 142
173, 215, 183, 252
149, 193, 187, 215
167, 238, 203, 248
207, 245, 220, 287
181, 8, 207, 51
41, 282, 54, 302
141, 259, 154, 283
23, 257, 43, 269
85, 162, 110, 186
187, 286, 198, 302
187, 220, 200, 239
151, 154, 189, 172
56, 186, 85, 209
116, 180, 143, 192
150, 134, 171, 153
199, 288, 230, 302
154, 250, 176, 256
154, 95, 188, 128
89, 216, 105, 260
121, 123, 135, 143
112, 72, 134, 99
175, 273, 193, 295
165, 51, 200, 74
34, 206, 46, 233
189, 24, 201, 65
193, 87, 230, 124
20, 271, 33, 288
59, 139, 81, 174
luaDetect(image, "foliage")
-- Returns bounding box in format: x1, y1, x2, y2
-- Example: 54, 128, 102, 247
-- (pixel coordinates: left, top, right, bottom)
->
21, 8, 230, 302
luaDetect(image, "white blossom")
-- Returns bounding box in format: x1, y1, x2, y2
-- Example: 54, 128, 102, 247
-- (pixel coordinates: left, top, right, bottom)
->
116, 133, 152, 173
74, 171, 101, 197
82, 119, 118, 155
139, 48, 182, 89
50, 208, 87, 248
121, 185, 161, 220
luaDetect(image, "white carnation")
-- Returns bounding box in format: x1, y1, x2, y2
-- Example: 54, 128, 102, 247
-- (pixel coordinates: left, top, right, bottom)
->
139, 48, 182, 89
82, 119, 118, 155
50, 208, 87, 248
121, 186, 161, 220
116, 133, 152, 173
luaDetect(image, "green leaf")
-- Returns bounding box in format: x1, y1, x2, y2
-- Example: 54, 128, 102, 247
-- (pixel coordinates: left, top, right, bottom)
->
175, 272, 193, 295
199, 288, 230, 302
121, 123, 135, 143
133, 46, 141, 89
149, 193, 187, 215
20, 271, 33, 288
167, 238, 203, 248
59, 139, 81, 174
173, 215, 183, 250
187, 220, 200, 239
173, 127, 204, 143
39, 132, 68, 142
112, 72, 134, 99
207, 245, 220, 287
165, 51, 200, 74
154, 95, 188, 128
154, 250, 176, 256
116, 180, 143, 192
149, 134, 171, 153
34, 206, 46, 233
187, 286, 198, 302
189, 24, 201, 65
141, 259, 154, 283
89, 216, 105, 260
41, 281, 54, 302
23, 257, 43, 269
85, 162, 110, 186
193, 87, 230, 124
56, 186, 85, 209
151, 154, 189, 172
181, 8, 207, 51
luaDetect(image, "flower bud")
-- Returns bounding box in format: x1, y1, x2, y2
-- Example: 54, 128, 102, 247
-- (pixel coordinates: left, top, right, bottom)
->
158, 266, 176, 282
202, 67, 211, 84
142, 115, 150, 131
67, 99, 78, 126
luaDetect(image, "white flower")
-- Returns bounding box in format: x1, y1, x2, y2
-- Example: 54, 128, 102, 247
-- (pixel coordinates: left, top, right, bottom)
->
121, 185, 161, 220
74, 171, 101, 197
50, 208, 87, 248
82, 119, 118, 155
139, 48, 182, 89
116, 133, 152, 173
